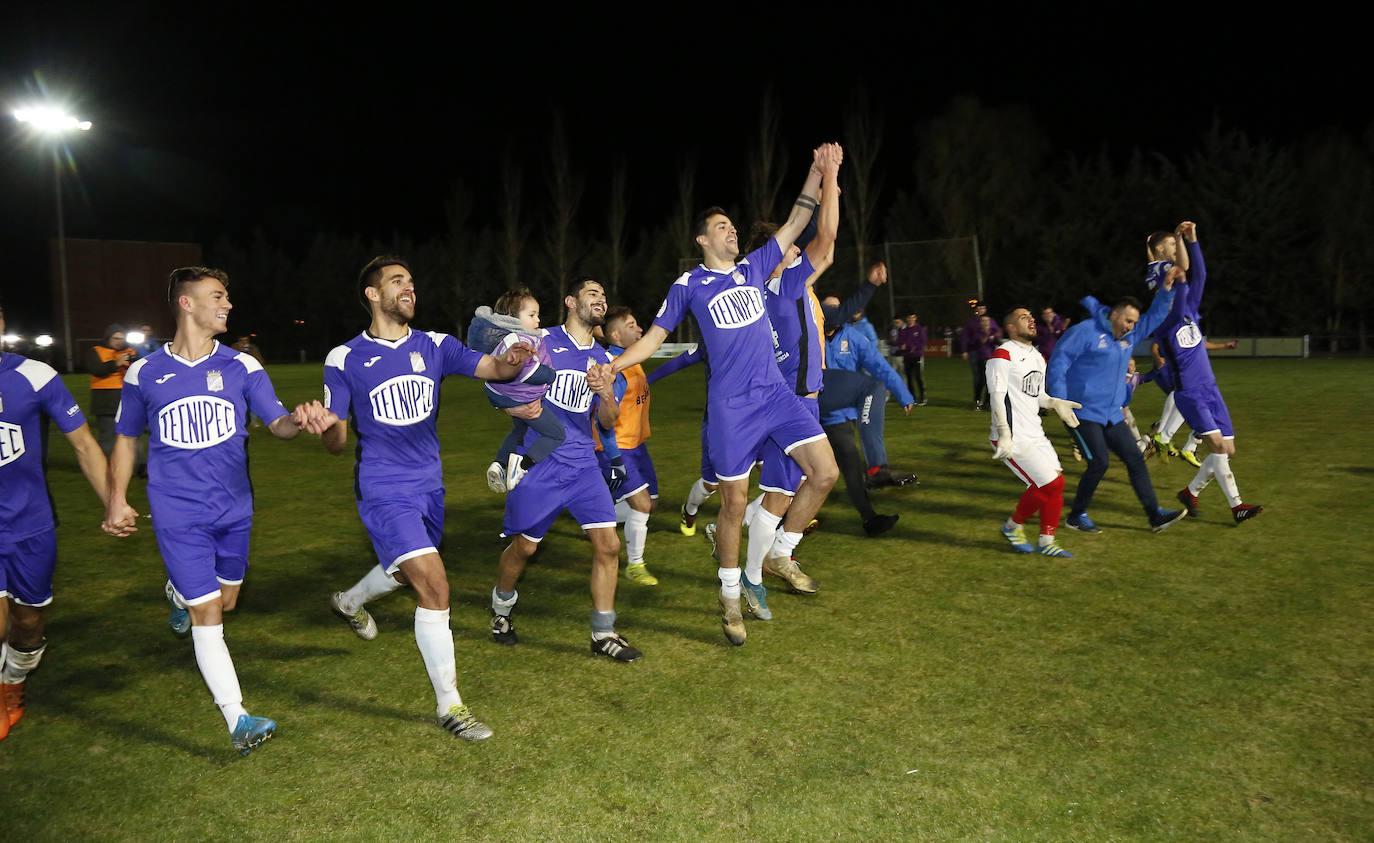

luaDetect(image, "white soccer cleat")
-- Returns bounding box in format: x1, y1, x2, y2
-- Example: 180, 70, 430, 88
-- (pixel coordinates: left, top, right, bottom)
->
485, 461, 507, 493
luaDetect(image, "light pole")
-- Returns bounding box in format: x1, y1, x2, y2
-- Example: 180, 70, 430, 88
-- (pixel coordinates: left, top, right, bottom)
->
13, 106, 92, 373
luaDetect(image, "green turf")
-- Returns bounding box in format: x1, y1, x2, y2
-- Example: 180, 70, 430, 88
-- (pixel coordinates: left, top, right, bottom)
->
3, 358, 1371, 841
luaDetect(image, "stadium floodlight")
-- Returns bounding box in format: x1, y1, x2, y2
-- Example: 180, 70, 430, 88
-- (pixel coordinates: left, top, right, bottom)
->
35, 334, 54, 347
12, 104, 92, 373
1, 333, 19, 345
126, 330, 146, 346
13, 107, 92, 133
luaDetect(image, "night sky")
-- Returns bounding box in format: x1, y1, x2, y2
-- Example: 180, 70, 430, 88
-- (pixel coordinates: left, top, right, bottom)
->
1, 5, 1365, 332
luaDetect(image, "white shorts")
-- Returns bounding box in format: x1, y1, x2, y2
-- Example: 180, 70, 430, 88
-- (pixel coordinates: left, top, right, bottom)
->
993, 436, 1062, 488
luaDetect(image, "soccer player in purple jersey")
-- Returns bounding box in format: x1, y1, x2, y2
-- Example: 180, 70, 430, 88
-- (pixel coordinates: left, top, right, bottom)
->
490, 278, 643, 662
103, 267, 323, 756
318, 256, 533, 741
0, 304, 134, 741
1148, 222, 1263, 525
606, 145, 841, 646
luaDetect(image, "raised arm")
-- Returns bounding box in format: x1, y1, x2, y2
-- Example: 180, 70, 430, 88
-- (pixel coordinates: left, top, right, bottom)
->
609, 325, 669, 374
803, 143, 843, 276
771, 145, 829, 255
823, 262, 885, 330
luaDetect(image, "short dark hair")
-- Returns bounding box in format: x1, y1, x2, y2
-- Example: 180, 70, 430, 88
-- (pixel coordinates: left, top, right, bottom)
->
1002, 308, 1025, 330
494, 287, 536, 317
1112, 296, 1144, 314
1146, 231, 1175, 256
745, 220, 779, 254
564, 276, 602, 302
358, 255, 410, 311
603, 305, 634, 334
167, 266, 229, 310
694, 206, 729, 240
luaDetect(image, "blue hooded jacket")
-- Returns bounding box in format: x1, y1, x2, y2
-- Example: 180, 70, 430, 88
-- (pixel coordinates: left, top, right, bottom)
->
1046, 287, 1175, 425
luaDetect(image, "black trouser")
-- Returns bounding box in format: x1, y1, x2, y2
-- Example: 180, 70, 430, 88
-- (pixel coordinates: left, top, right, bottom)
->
1065, 419, 1160, 517
823, 420, 877, 522
904, 356, 925, 400
969, 355, 987, 403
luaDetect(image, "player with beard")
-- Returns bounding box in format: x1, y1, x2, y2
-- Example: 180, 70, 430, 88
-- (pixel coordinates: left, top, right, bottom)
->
489, 278, 643, 662
987, 308, 1081, 557
318, 256, 533, 742
605, 145, 841, 647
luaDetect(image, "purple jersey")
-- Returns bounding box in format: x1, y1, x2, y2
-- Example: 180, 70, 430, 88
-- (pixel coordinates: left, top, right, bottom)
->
1155, 241, 1215, 391
765, 252, 825, 395
325, 329, 484, 501
538, 325, 616, 470
485, 329, 552, 406
117, 342, 288, 525
0, 355, 87, 540
652, 238, 785, 405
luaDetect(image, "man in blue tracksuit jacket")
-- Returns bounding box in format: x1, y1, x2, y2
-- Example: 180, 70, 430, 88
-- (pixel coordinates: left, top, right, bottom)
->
1047, 276, 1187, 534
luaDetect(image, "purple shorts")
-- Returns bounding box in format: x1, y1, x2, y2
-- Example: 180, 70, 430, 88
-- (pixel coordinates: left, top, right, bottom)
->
154, 517, 252, 605
1173, 385, 1233, 438
358, 488, 445, 572
596, 443, 657, 502
758, 396, 821, 495
708, 383, 826, 482
698, 412, 717, 484
502, 457, 617, 541
0, 530, 57, 607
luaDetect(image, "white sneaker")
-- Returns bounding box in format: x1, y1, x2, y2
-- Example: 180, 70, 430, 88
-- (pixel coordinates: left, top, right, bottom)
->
485, 461, 507, 493
506, 453, 528, 491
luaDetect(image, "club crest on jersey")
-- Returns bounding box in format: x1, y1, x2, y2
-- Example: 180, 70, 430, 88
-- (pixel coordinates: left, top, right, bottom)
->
410, 352, 426, 373
840, 339, 850, 353
1098, 335, 1109, 348
1174, 322, 1202, 349
706, 285, 765, 330
547, 368, 592, 413
731, 270, 746, 285
1020, 370, 1043, 396
368, 374, 435, 427
206, 370, 224, 392
158, 395, 238, 450
0, 421, 24, 467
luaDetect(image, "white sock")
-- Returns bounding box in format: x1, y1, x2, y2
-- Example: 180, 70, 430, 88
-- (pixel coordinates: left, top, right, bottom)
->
1210, 452, 1242, 506
1159, 394, 1185, 439
747, 509, 782, 583
685, 478, 715, 515
624, 508, 649, 564
1038, 533, 1054, 547
718, 566, 741, 599
414, 607, 462, 715
1181, 435, 1200, 455
1187, 455, 1220, 502
1, 640, 46, 683
340, 566, 400, 614
743, 493, 764, 529
191, 625, 247, 730
769, 530, 803, 560
614, 499, 632, 525
491, 587, 518, 616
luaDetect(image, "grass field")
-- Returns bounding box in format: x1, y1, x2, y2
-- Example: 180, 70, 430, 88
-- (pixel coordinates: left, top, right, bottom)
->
3, 357, 1371, 841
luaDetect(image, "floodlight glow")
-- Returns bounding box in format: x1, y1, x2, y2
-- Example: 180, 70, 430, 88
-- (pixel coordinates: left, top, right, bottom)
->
35, 334, 54, 347
13, 106, 92, 132
2, 333, 20, 344
126, 330, 146, 345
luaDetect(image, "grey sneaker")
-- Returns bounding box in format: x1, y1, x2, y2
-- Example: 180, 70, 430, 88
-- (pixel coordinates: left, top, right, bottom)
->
720, 594, 747, 645
704, 522, 719, 561
762, 553, 818, 594
330, 591, 377, 640
438, 704, 492, 741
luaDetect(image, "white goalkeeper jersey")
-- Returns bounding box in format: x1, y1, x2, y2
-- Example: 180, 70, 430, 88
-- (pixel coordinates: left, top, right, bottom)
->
986, 339, 1049, 442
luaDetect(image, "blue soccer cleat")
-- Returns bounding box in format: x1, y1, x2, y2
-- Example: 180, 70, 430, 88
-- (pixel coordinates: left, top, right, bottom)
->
1000, 523, 1036, 553
1039, 540, 1075, 558
740, 572, 772, 621
1065, 513, 1102, 534
231, 714, 277, 756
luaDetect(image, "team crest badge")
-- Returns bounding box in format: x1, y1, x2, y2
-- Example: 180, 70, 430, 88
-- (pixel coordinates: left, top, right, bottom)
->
731, 270, 746, 285
0, 393, 4, 413
840, 339, 850, 352
206, 370, 224, 392
410, 352, 426, 373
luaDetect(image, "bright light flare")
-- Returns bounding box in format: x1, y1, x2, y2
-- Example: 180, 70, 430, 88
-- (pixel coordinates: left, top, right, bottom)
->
125, 330, 146, 345
35, 334, 54, 348
13, 106, 92, 132
2, 333, 20, 345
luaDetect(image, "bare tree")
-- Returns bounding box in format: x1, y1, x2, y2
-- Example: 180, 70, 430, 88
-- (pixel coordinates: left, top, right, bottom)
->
743, 87, 788, 225
607, 158, 629, 297
544, 112, 584, 317
670, 153, 698, 273
842, 88, 885, 279
498, 150, 528, 290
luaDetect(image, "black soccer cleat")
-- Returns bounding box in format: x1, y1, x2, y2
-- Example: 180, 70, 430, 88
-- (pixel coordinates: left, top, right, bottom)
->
490, 611, 517, 646
591, 633, 642, 662
863, 513, 900, 537
1231, 503, 1263, 525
